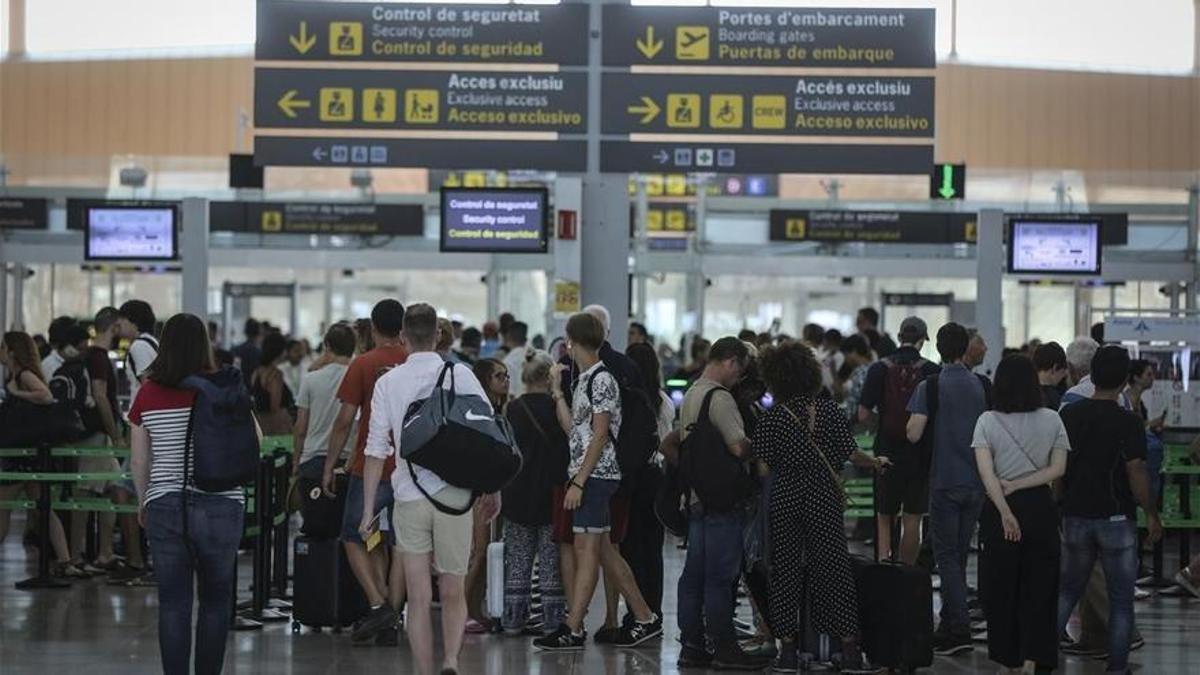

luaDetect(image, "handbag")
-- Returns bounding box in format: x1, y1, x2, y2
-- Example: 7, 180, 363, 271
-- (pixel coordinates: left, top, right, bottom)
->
783, 402, 850, 510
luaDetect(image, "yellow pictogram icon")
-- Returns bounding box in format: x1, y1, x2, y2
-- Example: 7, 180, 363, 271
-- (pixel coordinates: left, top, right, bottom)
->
404, 89, 439, 124
666, 94, 701, 129
463, 171, 486, 188
261, 210, 284, 233
646, 209, 664, 232
675, 26, 710, 60
362, 89, 397, 123
329, 22, 363, 56
666, 210, 688, 231
318, 88, 354, 122
708, 94, 744, 129
752, 95, 787, 130
645, 174, 664, 197
785, 217, 807, 240
636, 25, 664, 59
964, 220, 978, 243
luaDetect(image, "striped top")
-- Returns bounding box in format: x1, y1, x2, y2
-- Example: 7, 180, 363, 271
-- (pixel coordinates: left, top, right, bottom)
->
129, 380, 244, 505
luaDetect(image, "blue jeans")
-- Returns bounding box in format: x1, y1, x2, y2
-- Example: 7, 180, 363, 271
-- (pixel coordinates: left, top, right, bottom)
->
146, 492, 244, 675
930, 487, 984, 635
1057, 516, 1138, 673
340, 475, 395, 545
677, 504, 746, 648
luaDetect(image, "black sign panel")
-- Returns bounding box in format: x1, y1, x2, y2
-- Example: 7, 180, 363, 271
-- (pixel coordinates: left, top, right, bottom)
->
66, 199, 179, 231
255, 136, 587, 172
884, 292, 954, 307
930, 163, 965, 200
0, 198, 49, 230
603, 73, 934, 137
255, 68, 587, 133
210, 202, 423, 236
256, 1, 589, 65
603, 141, 931, 175
769, 209, 977, 244
602, 5, 936, 68
1005, 212, 1128, 247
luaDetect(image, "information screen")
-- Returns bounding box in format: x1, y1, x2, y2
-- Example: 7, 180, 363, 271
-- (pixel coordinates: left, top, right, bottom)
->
440, 188, 548, 254
1008, 218, 1102, 275
86, 206, 178, 261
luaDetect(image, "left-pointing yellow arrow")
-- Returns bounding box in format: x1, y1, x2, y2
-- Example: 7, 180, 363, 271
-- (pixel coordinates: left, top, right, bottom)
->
626, 96, 661, 125
277, 90, 312, 119
289, 21, 316, 54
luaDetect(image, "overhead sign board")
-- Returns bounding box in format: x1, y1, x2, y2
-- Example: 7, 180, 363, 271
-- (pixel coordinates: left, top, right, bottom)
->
769, 209, 977, 244
602, 5, 936, 68
603, 73, 934, 137
209, 201, 424, 236
255, 137, 586, 171
604, 141, 931, 175
256, 1, 589, 65
0, 198, 49, 230
1106, 316, 1200, 344
255, 68, 587, 133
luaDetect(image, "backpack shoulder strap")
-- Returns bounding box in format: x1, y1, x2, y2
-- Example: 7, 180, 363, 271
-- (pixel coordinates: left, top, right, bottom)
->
697, 385, 726, 423
407, 459, 477, 516
977, 374, 994, 410
585, 365, 611, 403
924, 372, 940, 424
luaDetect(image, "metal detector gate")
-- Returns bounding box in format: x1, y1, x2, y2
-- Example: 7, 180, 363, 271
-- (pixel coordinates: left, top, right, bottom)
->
221, 282, 298, 346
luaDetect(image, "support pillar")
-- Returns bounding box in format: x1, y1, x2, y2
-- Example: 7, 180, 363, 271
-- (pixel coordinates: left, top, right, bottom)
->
976, 209, 1004, 376
581, 175, 631, 350
180, 198, 210, 318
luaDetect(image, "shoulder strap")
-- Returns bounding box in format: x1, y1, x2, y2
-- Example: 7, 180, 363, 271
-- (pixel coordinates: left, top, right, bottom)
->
977, 374, 994, 410
518, 398, 553, 446
585, 366, 611, 403
925, 373, 940, 425
989, 413, 1045, 475
697, 385, 725, 423
782, 401, 849, 508
407, 459, 477, 516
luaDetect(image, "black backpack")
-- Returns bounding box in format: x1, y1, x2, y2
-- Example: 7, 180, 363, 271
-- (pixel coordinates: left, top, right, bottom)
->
921, 371, 994, 445
182, 366, 260, 492
587, 366, 660, 481
48, 358, 93, 439
678, 386, 758, 513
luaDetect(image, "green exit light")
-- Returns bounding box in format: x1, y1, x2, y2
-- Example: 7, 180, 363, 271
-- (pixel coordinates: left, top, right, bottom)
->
930, 163, 966, 200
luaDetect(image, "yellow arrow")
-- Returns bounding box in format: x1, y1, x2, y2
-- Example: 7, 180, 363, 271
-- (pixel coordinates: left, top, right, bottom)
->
289, 21, 316, 54
627, 96, 661, 124
277, 90, 311, 118
635, 25, 664, 59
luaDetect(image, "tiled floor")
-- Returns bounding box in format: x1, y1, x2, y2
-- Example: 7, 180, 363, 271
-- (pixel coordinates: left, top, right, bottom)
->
2, 513, 1198, 674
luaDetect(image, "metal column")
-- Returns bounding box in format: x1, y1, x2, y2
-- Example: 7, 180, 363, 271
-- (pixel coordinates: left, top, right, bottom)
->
180, 198, 210, 318
976, 209, 1004, 376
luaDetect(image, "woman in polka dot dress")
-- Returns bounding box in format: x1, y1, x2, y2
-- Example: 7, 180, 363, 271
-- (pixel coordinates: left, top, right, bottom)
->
753, 341, 888, 674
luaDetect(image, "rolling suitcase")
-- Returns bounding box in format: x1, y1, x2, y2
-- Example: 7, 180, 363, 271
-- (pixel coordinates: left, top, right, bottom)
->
298, 472, 348, 539
486, 540, 505, 620
291, 536, 369, 632
854, 560, 934, 673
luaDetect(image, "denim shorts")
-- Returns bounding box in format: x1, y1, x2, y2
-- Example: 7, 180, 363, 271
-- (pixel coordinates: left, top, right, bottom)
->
572, 478, 621, 534
340, 475, 395, 546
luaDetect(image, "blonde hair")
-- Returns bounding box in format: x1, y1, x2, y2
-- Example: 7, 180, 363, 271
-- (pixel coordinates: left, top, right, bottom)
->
522, 349, 555, 387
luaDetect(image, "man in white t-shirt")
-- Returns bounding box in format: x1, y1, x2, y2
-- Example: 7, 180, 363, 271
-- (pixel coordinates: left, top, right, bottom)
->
360, 304, 489, 675
116, 300, 159, 409
293, 324, 357, 482
41, 316, 77, 381
503, 321, 530, 398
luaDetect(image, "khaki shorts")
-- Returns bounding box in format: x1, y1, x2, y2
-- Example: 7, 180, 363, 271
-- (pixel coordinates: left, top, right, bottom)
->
73, 435, 120, 494
394, 487, 473, 576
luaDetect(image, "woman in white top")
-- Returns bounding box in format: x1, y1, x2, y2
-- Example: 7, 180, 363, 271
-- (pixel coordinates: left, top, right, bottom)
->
972, 355, 1071, 675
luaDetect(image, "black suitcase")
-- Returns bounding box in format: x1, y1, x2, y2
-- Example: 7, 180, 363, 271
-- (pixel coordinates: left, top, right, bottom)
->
291, 536, 369, 632
298, 473, 348, 539
854, 560, 934, 672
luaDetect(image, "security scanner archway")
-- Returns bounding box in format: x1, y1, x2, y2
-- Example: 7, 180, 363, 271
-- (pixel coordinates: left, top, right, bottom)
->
222, 282, 299, 346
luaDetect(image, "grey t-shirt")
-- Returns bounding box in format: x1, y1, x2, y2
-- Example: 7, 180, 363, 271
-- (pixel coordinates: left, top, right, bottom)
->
908, 364, 989, 491
295, 362, 352, 467
971, 410, 1071, 482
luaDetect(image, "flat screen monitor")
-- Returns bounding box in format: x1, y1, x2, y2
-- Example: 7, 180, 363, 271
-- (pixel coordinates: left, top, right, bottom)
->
85, 205, 178, 261
440, 187, 549, 254
229, 153, 264, 189
1007, 217, 1102, 276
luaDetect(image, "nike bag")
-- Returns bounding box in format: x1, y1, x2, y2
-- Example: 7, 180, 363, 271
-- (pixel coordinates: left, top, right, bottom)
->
400, 363, 522, 515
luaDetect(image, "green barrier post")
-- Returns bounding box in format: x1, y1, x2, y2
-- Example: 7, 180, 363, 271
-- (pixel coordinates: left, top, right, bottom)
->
14, 445, 71, 591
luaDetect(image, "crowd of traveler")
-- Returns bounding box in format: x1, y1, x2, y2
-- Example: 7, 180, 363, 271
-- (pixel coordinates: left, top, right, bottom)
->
3, 297, 1200, 675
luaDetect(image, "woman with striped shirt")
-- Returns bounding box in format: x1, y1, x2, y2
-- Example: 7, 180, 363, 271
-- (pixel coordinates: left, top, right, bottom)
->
130, 313, 246, 675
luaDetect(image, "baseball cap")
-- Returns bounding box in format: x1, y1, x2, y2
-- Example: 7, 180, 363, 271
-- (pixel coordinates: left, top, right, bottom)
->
898, 316, 929, 343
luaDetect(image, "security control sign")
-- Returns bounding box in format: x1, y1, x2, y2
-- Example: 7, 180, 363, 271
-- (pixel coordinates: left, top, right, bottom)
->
769, 210, 978, 244
256, 1, 588, 65
209, 201, 424, 236
256, 69, 587, 133
603, 5, 936, 68
0, 198, 48, 230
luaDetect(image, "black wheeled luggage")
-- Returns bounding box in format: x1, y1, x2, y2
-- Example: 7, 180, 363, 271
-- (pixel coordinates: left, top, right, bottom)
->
854, 560, 934, 673
291, 536, 368, 632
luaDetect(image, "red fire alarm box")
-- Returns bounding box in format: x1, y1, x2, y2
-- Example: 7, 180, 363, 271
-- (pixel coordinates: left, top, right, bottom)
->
557, 210, 578, 240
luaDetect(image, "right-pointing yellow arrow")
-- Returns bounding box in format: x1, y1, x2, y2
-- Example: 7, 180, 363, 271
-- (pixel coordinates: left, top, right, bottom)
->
636, 26, 663, 59
277, 89, 312, 119
627, 96, 661, 125
289, 21, 316, 54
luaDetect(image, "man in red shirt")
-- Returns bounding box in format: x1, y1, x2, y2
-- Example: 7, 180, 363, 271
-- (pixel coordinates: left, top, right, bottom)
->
322, 299, 409, 645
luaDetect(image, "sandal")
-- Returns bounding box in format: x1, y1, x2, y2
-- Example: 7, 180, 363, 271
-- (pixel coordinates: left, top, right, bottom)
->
54, 562, 88, 579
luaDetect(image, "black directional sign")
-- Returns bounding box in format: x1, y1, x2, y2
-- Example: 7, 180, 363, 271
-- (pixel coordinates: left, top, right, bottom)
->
603, 73, 934, 137
769, 210, 978, 244
255, 68, 587, 133
602, 141, 932, 175
255, 137, 587, 172
256, 1, 589, 65
602, 5, 936, 68
210, 201, 424, 236
0, 198, 49, 230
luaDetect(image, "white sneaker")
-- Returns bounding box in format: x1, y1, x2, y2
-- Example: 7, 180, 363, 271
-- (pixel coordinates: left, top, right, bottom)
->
1175, 569, 1200, 599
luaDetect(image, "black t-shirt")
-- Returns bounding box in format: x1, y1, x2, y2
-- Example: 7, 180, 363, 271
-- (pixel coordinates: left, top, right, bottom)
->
86, 346, 120, 422
1059, 399, 1148, 519
1041, 384, 1063, 411
503, 393, 570, 526
859, 346, 940, 455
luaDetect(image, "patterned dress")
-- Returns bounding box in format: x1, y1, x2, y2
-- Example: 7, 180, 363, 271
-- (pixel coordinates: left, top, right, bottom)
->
752, 394, 859, 639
